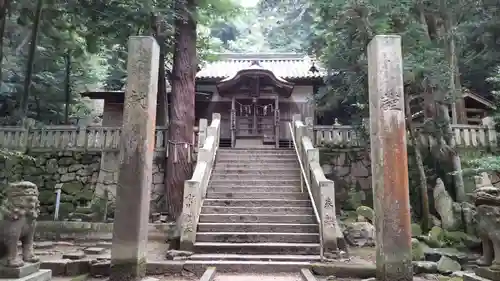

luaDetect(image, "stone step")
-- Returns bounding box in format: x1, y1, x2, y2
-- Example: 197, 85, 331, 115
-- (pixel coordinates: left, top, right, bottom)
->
183, 260, 313, 274
217, 153, 296, 157
217, 155, 297, 161
214, 163, 300, 169
207, 192, 307, 200
209, 179, 301, 187
212, 168, 300, 175
207, 186, 302, 193
196, 232, 320, 243
198, 214, 316, 223
189, 253, 321, 262
197, 223, 319, 233
203, 199, 311, 207
15, 270, 52, 281
201, 206, 314, 215
210, 174, 301, 181
193, 242, 320, 255
218, 149, 296, 154
217, 149, 297, 157
216, 158, 298, 164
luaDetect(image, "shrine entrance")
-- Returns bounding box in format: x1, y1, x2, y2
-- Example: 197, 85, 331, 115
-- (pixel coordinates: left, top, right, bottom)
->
233, 97, 278, 144
217, 60, 294, 148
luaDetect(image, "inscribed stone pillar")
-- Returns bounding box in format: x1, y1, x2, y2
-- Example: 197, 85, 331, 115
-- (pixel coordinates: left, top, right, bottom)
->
367, 35, 412, 281
110, 36, 159, 281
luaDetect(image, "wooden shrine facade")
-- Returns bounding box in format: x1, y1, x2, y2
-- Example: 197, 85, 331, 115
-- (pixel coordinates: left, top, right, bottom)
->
82, 53, 324, 147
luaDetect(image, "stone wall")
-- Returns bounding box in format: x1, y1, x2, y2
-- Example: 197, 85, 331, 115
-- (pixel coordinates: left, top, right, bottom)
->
320, 149, 372, 211
94, 151, 165, 211
320, 147, 483, 212
0, 151, 167, 220
35, 221, 175, 242
0, 152, 101, 219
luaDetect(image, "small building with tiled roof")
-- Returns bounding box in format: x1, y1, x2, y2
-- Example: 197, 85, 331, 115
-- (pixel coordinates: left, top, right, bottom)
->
82, 53, 325, 147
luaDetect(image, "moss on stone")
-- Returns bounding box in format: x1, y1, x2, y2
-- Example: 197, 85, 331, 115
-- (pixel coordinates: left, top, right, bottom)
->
62, 182, 84, 195
109, 257, 147, 281
39, 190, 56, 204
69, 274, 89, 281
411, 238, 425, 261
411, 223, 422, 237
356, 205, 374, 222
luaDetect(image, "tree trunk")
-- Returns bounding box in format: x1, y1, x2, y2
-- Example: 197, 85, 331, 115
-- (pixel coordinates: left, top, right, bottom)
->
0, 0, 9, 89
166, 0, 197, 220
64, 52, 71, 124
441, 1, 466, 202
151, 14, 170, 126
405, 92, 431, 232
19, 0, 44, 124
151, 14, 170, 212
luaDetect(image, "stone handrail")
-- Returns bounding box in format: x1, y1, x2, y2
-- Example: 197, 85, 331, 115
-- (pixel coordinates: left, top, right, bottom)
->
288, 121, 324, 260
179, 113, 221, 250
0, 126, 169, 152
291, 114, 345, 255
313, 123, 497, 148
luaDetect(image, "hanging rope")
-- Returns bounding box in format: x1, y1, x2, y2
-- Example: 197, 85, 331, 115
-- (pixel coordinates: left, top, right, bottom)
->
235, 101, 275, 116
167, 140, 194, 163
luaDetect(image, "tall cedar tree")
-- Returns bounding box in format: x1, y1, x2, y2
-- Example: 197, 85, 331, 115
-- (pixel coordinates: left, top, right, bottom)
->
166, 0, 197, 220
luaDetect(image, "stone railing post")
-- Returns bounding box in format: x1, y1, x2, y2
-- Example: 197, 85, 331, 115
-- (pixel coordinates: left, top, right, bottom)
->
212, 113, 221, 151
18, 127, 29, 151
180, 165, 205, 250
294, 121, 306, 192
303, 137, 317, 185
483, 117, 497, 147
76, 125, 87, 149
197, 118, 208, 148
292, 114, 301, 139
316, 176, 342, 254
305, 116, 314, 142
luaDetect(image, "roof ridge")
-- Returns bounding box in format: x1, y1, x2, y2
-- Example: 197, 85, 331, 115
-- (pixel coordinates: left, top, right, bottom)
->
214, 53, 309, 60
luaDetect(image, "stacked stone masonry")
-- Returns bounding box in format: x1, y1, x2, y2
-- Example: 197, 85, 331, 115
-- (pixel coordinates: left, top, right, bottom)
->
0, 151, 165, 219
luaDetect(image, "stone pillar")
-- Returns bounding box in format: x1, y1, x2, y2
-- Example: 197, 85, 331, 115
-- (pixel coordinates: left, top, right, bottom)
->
198, 118, 208, 148
304, 117, 314, 143
231, 97, 236, 148
483, 116, 497, 147
367, 35, 412, 281
110, 36, 159, 281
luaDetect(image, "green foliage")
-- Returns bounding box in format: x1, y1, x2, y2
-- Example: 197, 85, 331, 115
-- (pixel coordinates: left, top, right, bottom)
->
461, 156, 500, 176
0, 148, 35, 201
0, 148, 34, 161
460, 67, 500, 178
1, 0, 241, 125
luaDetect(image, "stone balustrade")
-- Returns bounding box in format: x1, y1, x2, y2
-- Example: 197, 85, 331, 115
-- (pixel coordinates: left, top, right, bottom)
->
290, 114, 345, 257
180, 113, 221, 250
0, 126, 168, 152
313, 122, 497, 148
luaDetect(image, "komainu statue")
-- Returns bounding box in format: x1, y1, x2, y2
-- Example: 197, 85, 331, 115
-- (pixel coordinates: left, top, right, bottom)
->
0, 181, 40, 267
473, 176, 500, 271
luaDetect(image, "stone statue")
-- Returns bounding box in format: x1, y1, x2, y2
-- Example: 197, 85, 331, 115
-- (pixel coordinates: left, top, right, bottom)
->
0, 181, 40, 268
472, 180, 500, 271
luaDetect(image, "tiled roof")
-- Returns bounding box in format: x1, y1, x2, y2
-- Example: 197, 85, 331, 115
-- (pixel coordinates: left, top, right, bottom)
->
196, 53, 325, 80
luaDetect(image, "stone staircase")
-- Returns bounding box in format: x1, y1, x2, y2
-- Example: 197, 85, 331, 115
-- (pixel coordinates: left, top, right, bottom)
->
187, 148, 321, 270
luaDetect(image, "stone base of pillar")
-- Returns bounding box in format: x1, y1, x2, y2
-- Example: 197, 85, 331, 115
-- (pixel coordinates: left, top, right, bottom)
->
475, 267, 500, 281
109, 258, 147, 281
376, 259, 413, 281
